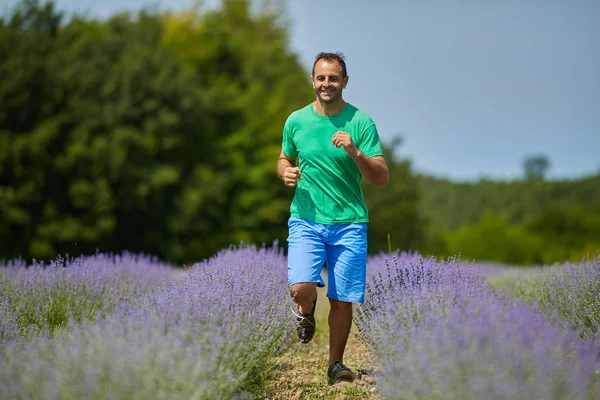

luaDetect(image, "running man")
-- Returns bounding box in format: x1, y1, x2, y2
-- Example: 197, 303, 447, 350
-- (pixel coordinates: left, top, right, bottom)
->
276, 52, 389, 385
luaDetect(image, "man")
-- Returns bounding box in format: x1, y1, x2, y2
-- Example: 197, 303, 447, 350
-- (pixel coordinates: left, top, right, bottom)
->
276, 52, 389, 385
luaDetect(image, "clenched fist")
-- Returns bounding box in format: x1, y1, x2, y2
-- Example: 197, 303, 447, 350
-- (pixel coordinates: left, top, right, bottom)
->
332, 131, 359, 158
283, 166, 302, 187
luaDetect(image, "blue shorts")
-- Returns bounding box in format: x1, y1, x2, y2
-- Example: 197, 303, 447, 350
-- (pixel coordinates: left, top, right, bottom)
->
286, 216, 368, 303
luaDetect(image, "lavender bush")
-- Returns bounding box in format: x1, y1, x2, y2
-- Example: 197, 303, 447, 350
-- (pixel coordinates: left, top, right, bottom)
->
0, 244, 295, 399
0, 314, 238, 400
489, 256, 600, 342
530, 256, 599, 342
0, 252, 175, 346
356, 253, 600, 400
485, 265, 548, 304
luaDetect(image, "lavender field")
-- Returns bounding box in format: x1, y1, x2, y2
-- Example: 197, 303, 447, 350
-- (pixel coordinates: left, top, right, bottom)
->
0, 245, 296, 399
1, 247, 599, 399
356, 254, 600, 400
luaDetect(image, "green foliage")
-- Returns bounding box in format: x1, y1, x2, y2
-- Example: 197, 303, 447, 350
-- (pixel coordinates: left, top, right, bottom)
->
9, 0, 595, 266
363, 138, 427, 254
159, 1, 314, 261
1, 0, 428, 265
526, 202, 600, 263
439, 204, 600, 265
418, 174, 600, 264
444, 211, 545, 265
418, 174, 600, 232
0, 0, 315, 264
523, 154, 550, 180
1, 1, 202, 261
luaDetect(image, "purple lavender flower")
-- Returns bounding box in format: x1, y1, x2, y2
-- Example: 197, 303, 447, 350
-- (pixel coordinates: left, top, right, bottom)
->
538, 256, 600, 342
356, 253, 600, 399
1, 243, 294, 399
1, 251, 177, 346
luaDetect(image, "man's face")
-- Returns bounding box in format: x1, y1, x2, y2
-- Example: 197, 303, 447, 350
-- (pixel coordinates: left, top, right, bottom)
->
312, 59, 348, 104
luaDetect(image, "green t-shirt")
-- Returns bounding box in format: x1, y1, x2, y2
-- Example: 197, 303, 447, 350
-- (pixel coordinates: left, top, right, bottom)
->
282, 103, 384, 224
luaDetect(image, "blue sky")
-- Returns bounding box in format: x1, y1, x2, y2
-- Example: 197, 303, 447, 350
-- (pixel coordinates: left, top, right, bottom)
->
3, 0, 599, 181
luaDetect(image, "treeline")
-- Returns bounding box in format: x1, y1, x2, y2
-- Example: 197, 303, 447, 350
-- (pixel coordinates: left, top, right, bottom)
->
0, 0, 422, 265
1, 0, 597, 266
419, 175, 600, 264
418, 174, 600, 231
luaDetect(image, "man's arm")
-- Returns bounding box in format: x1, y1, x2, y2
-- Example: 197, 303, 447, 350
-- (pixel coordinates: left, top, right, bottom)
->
332, 132, 389, 187
350, 153, 389, 188
277, 152, 302, 187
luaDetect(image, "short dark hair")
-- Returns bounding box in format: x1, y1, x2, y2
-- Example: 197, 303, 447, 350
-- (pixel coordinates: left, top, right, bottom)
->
312, 52, 347, 78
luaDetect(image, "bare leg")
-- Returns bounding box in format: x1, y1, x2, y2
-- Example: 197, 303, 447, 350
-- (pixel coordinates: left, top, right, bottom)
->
290, 282, 317, 314
328, 298, 353, 366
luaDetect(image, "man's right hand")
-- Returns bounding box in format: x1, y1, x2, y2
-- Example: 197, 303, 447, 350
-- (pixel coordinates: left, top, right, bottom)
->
283, 167, 302, 187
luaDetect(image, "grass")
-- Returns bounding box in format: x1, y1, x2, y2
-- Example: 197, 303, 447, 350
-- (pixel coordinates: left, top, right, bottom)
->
256, 284, 380, 400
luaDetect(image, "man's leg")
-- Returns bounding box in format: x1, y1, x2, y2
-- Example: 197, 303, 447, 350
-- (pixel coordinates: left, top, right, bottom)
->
328, 298, 353, 366
290, 282, 317, 314
287, 217, 326, 343
324, 222, 367, 382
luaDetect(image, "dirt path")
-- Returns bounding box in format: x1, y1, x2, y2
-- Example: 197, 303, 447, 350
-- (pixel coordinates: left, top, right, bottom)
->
258, 285, 383, 400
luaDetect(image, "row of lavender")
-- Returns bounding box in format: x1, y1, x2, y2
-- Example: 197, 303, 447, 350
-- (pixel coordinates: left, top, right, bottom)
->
356, 254, 600, 400
0, 245, 295, 399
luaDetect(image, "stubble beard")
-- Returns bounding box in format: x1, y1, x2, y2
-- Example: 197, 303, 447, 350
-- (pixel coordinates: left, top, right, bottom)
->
316, 88, 340, 105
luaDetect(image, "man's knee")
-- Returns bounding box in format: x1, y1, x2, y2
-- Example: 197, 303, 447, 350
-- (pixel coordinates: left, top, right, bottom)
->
329, 298, 353, 312
290, 282, 317, 302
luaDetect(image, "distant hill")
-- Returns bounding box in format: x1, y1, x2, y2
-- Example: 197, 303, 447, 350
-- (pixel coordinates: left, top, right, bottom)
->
417, 174, 600, 231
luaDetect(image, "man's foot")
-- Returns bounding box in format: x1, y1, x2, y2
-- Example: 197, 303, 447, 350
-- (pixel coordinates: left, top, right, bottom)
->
295, 298, 317, 344
327, 361, 356, 385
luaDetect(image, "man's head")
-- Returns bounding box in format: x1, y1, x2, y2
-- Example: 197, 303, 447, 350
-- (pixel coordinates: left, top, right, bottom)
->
311, 52, 349, 104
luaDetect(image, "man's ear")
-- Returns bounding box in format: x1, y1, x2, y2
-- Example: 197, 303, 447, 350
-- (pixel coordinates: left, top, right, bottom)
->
343, 75, 349, 88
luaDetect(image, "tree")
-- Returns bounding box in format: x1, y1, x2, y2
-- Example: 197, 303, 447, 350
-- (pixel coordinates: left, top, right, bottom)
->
0, 0, 65, 260
0, 0, 313, 264
362, 137, 427, 254
444, 211, 545, 265
526, 204, 600, 263
523, 154, 550, 180
160, 0, 313, 262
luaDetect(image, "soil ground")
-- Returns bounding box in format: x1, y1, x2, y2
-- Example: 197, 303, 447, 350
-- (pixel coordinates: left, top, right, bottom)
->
257, 284, 383, 400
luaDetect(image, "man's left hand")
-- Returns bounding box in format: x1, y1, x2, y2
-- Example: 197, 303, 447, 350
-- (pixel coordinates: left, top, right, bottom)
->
332, 131, 359, 158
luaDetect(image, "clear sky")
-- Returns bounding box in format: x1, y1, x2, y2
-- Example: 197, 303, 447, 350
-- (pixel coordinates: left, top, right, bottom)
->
3, 0, 599, 181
